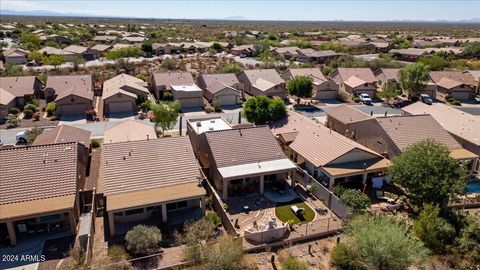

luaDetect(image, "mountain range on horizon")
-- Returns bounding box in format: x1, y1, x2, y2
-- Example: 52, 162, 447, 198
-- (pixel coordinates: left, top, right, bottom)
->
1, 9, 480, 23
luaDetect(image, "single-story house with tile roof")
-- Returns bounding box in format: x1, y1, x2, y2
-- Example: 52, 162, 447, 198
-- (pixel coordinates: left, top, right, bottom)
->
326, 104, 374, 135
90, 44, 112, 56
104, 120, 156, 144
389, 48, 430, 62
102, 137, 206, 235
282, 68, 339, 99
296, 49, 341, 64
151, 71, 195, 100
429, 71, 476, 100
238, 69, 286, 99
171, 84, 204, 108
402, 102, 480, 171
270, 112, 390, 188
33, 125, 91, 164
93, 35, 119, 43
330, 68, 378, 97
152, 43, 179, 55
0, 88, 16, 119
230, 45, 254, 57
374, 68, 400, 90
188, 121, 296, 200
45, 75, 94, 116
464, 70, 480, 95
102, 74, 150, 115
3, 48, 29, 64
63, 45, 96, 61
38, 46, 76, 61
0, 142, 85, 246
45, 34, 72, 44
197, 73, 242, 105
0, 76, 43, 107
271, 46, 301, 60
326, 105, 478, 170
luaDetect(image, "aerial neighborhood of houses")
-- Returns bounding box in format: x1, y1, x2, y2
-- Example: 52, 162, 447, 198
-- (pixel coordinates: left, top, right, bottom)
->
0, 17, 480, 270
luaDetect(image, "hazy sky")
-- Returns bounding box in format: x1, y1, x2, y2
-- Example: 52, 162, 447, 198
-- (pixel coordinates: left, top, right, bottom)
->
1, 0, 479, 21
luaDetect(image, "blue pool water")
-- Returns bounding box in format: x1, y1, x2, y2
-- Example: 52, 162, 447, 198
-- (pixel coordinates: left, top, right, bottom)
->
466, 182, 480, 194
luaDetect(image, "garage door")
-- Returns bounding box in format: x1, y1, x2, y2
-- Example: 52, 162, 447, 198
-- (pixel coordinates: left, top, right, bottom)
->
315, 90, 338, 100
61, 104, 87, 115
180, 98, 203, 108
108, 102, 134, 113
216, 95, 237, 106
451, 91, 471, 100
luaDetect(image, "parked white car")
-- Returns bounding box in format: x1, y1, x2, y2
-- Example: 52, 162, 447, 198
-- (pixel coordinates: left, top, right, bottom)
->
16, 131, 28, 144
359, 93, 373, 105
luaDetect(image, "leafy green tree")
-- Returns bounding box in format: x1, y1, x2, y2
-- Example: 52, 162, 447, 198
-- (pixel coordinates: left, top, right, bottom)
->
45, 102, 57, 117
419, 55, 447, 71
19, 32, 41, 50
182, 219, 216, 264
331, 215, 428, 270
321, 66, 333, 76
161, 57, 177, 70
253, 41, 271, 56
151, 101, 181, 136
398, 63, 430, 99
71, 56, 85, 71
28, 51, 46, 63
45, 54, 65, 70
141, 42, 153, 55
462, 41, 480, 58
125, 225, 162, 254
281, 256, 310, 270
287, 76, 313, 98
378, 83, 401, 103
211, 42, 222, 51
389, 139, 466, 210
243, 96, 272, 125
105, 46, 142, 60
268, 98, 287, 121
413, 204, 455, 253
219, 64, 243, 75
339, 189, 371, 214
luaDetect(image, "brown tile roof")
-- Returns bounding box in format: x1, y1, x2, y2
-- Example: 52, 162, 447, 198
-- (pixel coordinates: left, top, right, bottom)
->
46, 74, 94, 101
0, 87, 16, 105
332, 68, 377, 84
102, 73, 149, 99
241, 69, 285, 86
199, 73, 240, 94
284, 68, 326, 82
0, 142, 79, 206
389, 48, 429, 56
63, 45, 88, 54
152, 71, 195, 90
327, 104, 373, 125
402, 102, 480, 147
102, 137, 202, 196
429, 71, 476, 88
270, 112, 382, 167
204, 126, 287, 168
33, 125, 91, 147
375, 68, 400, 82
90, 44, 111, 52
104, 120, 156, 144
374, 114, 462, 151
0, 195, 75, 220
0, 76, 40, 97
3, 48, 29, 57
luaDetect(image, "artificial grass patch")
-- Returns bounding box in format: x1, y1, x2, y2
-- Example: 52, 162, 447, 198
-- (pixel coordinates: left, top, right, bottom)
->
275, 198, 315, 225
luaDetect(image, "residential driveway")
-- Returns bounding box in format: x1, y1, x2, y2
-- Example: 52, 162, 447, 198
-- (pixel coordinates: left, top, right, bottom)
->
58, 115, 87, 125
106, 112, 135, 122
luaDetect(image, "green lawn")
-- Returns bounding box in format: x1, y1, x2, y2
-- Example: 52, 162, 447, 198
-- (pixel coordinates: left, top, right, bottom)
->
275, 199, 315, 225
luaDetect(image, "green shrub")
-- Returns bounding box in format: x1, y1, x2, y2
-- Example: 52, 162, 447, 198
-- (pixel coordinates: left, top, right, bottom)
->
280, 256, 310, 270
91, 139, 101, 148
24, 103, 38, 112
330, 242, 363, 270
445, 94, 453, 100
9, 107, 20, 115
23, 109, 33, 119
338, 92, 349, 102
125, 225, 162, 254
450, 99, 461, 106
45, 102, 57, 116
413, 204, 456, 253
140, 100, 153, 112
107, 244, 130, 262
212, 100, 222, 112
352, 96, 361, 103
205, 212, 221, 226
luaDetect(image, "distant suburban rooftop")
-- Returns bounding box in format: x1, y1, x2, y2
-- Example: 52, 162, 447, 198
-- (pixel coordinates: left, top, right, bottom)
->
0, 143, 79, 218
284, 68, 326, 82
152, 71, 195, 89
102, 137, 202, 196
375, 68, 400, 82
90, 44, 112, 52
429, 71, 476, 88
189, 117, 232, 134
327, 104, 373, 125
104, 120, 156, 144
333, 68, 377, 83
33, 125, 91, 147
63, 45, 89, 54
242, 69, 285, 85
402, 102, 480, 147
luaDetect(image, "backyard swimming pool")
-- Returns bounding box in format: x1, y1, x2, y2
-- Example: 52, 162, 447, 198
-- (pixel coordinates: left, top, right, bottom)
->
466, 181, 480, 194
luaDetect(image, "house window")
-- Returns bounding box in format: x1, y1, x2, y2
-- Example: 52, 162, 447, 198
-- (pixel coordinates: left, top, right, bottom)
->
125, 208, 144, 216
39, 214, 61, 222
71, 98, 75, 102
166, 201, 189, 211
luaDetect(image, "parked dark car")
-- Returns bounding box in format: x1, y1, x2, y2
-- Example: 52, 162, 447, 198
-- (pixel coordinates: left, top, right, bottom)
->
393, 99, 414, 108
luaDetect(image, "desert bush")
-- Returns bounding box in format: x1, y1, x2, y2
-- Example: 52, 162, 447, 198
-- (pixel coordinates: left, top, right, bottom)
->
352, 96, 361, 103
45, 102, 57, 116
205, 212, 221, 226
414, 204, 456, 253
280, 256, 310, 270
125, 225, 162, 254
212, 100, 222, 112
339, 189, 371, 214
9, 107, 20, 115
91, 139, 101, 148
23, 109, 33, 119
24, 103, 38, 112
450, 100, 461, 106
